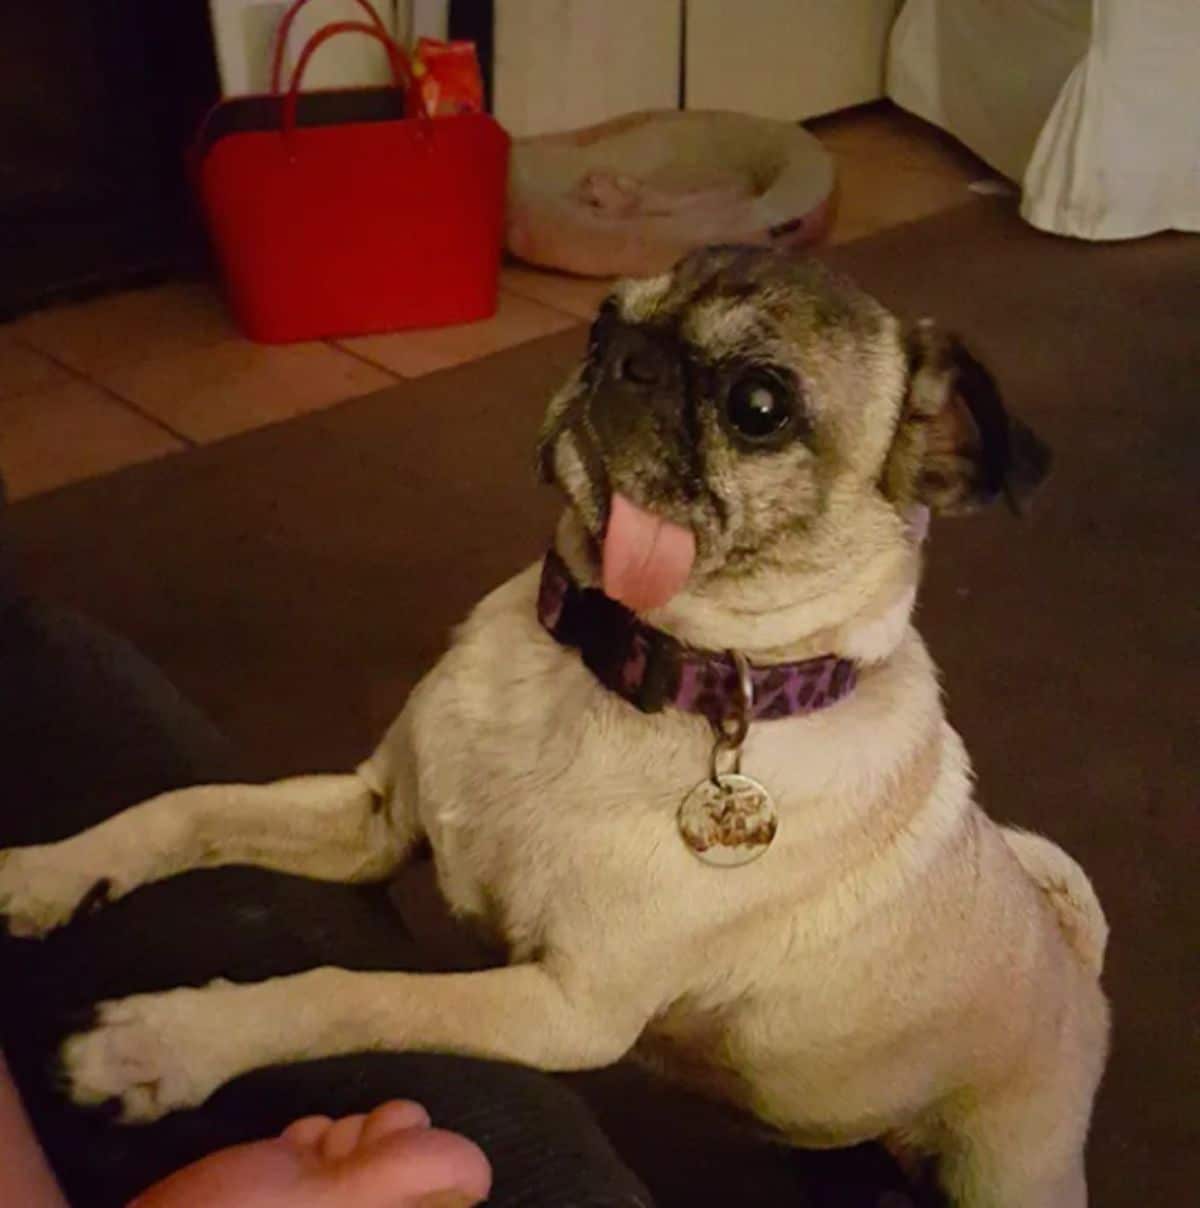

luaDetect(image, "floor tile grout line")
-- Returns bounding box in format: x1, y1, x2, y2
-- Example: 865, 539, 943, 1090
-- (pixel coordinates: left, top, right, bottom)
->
8, 336, 198, 448
499, 280, 601, 314
328, 342, 410, 380
498, 279, 606, 320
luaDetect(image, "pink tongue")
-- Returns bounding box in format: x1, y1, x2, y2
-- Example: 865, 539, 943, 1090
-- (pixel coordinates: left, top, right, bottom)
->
602, 493, 696, 611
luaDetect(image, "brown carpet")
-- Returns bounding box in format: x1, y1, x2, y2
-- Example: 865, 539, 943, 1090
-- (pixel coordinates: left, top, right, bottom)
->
6, 199, 1198, 1206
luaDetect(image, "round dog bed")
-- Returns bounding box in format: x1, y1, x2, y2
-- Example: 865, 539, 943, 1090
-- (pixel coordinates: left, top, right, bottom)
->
507, 109, 835, 278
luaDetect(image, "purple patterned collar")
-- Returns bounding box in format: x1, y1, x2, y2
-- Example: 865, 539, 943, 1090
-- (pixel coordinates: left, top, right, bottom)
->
537, 549, 857, 728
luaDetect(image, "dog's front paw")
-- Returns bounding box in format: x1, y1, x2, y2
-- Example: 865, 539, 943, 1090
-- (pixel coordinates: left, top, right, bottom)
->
59, 986, 230, 1122
0, 846, 112, 940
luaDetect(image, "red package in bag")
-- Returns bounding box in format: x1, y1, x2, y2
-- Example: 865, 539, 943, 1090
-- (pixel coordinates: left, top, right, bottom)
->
410, 38, 484, 116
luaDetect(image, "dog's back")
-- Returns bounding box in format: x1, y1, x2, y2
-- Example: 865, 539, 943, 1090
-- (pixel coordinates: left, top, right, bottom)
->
1000, 828, 1108, 976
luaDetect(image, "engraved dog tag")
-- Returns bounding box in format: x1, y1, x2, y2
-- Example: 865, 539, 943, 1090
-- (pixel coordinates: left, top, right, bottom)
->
678, 773, 777, 867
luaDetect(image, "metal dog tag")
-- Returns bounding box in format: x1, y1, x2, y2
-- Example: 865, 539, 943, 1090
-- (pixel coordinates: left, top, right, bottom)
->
678, 772, 777, 867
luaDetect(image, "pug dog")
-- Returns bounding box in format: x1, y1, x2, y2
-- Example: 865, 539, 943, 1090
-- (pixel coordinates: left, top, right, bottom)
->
0, 246, 1108, 1207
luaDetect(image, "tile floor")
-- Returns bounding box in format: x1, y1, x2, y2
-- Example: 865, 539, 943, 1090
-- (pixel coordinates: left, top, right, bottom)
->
0, 103, 998, 502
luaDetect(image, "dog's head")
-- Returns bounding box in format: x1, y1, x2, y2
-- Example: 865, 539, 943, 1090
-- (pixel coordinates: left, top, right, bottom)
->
538, 246, 1049, 652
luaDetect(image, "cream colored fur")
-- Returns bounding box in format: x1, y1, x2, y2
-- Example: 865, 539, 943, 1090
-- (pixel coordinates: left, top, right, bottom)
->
0, 256, 1109, 1207
0, 530, 1108, 1206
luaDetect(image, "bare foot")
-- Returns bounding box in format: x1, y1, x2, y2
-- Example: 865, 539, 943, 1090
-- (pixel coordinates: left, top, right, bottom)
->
130, 1100, 491, 1208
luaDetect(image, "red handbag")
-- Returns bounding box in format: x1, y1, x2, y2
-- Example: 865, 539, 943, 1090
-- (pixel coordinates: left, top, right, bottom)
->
192, 0, 509, 344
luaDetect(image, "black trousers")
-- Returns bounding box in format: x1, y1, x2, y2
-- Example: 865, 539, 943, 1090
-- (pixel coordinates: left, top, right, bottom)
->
0, 580, 652, 1208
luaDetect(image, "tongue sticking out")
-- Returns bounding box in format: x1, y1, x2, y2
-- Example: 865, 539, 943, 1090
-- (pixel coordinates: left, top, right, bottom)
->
602, 493, 697, 612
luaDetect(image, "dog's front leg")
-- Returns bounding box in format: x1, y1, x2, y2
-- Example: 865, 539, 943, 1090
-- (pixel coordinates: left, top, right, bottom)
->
0, 774, 407, 938
60, 963, 649, 1122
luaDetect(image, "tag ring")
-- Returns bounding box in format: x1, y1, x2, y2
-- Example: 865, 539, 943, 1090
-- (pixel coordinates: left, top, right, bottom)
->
710, 651, 754, 781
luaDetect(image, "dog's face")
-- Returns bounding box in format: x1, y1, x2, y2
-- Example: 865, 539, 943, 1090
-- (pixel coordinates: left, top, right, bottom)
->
539, 245, 1049, 621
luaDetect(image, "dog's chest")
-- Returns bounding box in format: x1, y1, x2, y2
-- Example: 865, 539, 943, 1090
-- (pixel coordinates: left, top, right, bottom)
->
373, 568, 722, 950
369, 568, 955, 1027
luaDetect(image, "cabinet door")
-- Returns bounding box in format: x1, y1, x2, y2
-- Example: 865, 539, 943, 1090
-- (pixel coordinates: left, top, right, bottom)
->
494, 0, 681, 138
685, 0, 899, 120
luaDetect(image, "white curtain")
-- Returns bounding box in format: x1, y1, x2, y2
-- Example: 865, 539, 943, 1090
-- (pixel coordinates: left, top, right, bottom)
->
887, 0, 1200, 240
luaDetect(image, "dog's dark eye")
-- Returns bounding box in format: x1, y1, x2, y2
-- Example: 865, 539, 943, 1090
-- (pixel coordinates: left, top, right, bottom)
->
725, 371, 793, 441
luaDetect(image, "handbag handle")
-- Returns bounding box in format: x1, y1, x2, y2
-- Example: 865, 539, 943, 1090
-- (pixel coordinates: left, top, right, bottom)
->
270, 0, 390, 93
281, 21, 430, 141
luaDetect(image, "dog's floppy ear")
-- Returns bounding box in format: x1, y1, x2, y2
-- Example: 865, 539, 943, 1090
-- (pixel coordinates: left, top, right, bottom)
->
882, 320, 1051, 516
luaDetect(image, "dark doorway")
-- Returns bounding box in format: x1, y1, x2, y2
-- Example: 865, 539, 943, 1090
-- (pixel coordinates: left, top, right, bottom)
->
0, 1, 220, 320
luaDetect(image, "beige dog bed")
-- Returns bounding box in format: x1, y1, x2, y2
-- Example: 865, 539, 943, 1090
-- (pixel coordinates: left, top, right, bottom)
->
507, 110, 835, 278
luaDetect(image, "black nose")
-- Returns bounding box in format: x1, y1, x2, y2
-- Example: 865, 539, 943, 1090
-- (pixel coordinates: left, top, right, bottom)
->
609, 329, 669, 388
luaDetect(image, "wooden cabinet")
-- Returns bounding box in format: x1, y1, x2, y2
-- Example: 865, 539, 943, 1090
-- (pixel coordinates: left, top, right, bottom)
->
494, 0, 682, 138
686, 0, 900, 121
492, 0, 899, 137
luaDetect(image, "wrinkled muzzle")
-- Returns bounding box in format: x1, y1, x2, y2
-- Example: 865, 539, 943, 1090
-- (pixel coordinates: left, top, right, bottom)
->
541, 322, 701, 613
